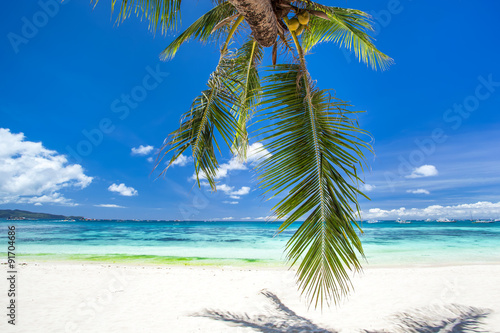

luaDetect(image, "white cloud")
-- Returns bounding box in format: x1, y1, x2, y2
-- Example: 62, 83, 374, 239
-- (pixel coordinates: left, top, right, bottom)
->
108, 183, 138, 196
244, 142, 270, 164
222, 217, 233, 220
361, 201, 500, 220
222, 201, 239, 205
231, 186, 251, 196
34, 203, 42, 206
406, 165, 438, 178
255, 215, 286, 221
362, 184, 376, 192
24, 193, 79, 206
241, 217, 252, 220
218, 184, 233, 193
192, 143, 271, 181
0, 128, 92, 205
131, 145, 154, 156
171, 154, 192, 167
94, 204, 125, 208
147, 157, 154, 163
191, 158, 245, 181
191, 160, 242, 181
217, 184, 251, 201
407, 189, 430, 195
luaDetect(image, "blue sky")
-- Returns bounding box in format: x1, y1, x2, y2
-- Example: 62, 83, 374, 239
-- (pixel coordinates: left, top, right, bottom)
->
1, 1, 499, 220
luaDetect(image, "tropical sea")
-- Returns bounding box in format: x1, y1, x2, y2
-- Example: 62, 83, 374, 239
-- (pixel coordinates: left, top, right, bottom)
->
1, 220, 500, 267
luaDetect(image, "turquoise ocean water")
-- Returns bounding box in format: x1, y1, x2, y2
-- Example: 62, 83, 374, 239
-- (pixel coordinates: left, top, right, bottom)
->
1, 220, 499, 267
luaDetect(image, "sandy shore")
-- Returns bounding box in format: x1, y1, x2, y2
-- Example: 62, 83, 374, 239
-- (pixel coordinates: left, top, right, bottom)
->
2, 262, 500, 332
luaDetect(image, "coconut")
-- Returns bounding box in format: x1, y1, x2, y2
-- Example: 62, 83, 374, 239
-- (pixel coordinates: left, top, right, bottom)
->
295, 24, 305, 36
298, 11, 310, 25
288, 17, 300, 31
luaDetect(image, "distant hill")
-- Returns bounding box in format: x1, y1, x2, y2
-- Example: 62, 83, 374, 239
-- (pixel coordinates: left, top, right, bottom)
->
0, 209, 85, 220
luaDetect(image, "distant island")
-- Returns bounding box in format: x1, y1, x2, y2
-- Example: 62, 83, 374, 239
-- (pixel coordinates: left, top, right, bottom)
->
0, 209, 85, 221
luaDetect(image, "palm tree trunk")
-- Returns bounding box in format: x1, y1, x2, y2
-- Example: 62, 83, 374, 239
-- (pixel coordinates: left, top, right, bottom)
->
227, 0, 278, 47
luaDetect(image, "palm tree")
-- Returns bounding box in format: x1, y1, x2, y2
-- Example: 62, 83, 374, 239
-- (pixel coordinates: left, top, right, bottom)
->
93, 0, 393, 307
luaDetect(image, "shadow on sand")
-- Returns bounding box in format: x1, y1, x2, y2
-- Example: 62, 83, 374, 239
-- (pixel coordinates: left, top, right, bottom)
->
363, 304, 491, 333
194, 290, 491, 333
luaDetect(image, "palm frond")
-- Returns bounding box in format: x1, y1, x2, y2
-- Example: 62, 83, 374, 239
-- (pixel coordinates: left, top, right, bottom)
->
157, 54, 240, 190
257, 63, 370, 307
231, 38, 263, 159
160, 2, 238, 60
275, 30, 297, 63
92, 0, 182, 34
299, 2, 393, 70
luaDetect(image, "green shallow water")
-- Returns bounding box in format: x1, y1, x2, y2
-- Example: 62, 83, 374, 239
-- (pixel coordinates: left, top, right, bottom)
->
8, 252, 280, 267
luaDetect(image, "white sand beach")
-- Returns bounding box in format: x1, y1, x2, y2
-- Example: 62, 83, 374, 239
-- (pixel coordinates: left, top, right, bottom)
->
2, 262, 500, 332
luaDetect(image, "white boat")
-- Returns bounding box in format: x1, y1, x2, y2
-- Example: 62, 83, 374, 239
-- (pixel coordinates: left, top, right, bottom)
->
396, 218, 410, 224
472, 219, 495, 224
436, 218, 457, 223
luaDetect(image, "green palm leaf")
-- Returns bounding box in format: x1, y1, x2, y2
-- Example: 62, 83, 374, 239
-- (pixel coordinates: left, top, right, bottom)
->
92, 0, 182, 33
160, 2, 238, 60
158, 54, 240, 190
231, 38, 263, 159
257, 63, 370, 307
299, 3, 393, 70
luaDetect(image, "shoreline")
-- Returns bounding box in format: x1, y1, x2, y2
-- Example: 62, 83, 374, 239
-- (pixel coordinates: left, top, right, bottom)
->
5, 252, 500, 270
2, 261, 499, 332
7, 257, 500, 271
